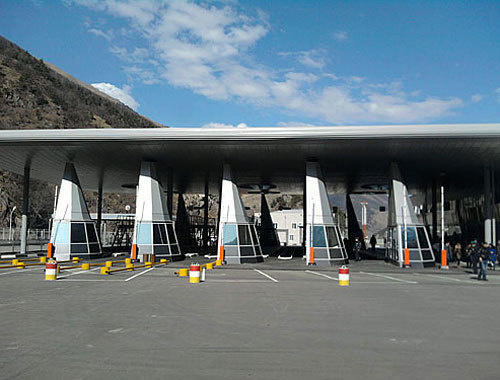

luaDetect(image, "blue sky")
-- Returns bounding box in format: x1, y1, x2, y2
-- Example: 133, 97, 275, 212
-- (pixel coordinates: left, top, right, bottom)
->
1, 0, 500, 127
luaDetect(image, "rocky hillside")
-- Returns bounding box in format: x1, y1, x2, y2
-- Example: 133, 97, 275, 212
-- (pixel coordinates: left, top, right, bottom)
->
0, 35, 161, 229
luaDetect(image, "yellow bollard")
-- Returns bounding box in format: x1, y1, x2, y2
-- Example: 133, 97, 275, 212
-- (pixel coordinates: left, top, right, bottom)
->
72, 257, 80, 263
12, 259, 18, 266
206, 262, 214, 270
105, 261, 113, 268
178, 268, 188, 277
40, 256, 47, 263
100, 267, 110, 275
145, 261, 152, 268
17, 262, 25, 269
81, 263, 90, 270
125, 258, 132, 265
160, 259, 168, 264
126, 263, 134, 271
215, 259, 222, 266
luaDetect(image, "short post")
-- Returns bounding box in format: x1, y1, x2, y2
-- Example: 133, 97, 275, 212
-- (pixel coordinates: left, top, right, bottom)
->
339, 265, 350, 286
132, 244, 138, 261
81, 263, 90, 270
178, 268, 188, 277
45, 260, 57, 280
219, 246, 225, 263
404, 248, 410, 268
47, 242, 54, 259
189, 263, 201, 284
441, 249, 449, 270
201, 267, 206, 282
309, 247, 315, 265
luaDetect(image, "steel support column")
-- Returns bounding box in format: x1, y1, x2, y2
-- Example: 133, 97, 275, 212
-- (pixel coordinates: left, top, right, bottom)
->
484, 167, 494, 245
202, 179, 209, 251
97, 180, 103, 240
20, 165, 30, 255
432, 179, 437, 242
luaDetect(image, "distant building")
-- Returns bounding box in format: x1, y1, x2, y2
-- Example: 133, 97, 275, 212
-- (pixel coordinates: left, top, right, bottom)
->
270, 209, 303, 246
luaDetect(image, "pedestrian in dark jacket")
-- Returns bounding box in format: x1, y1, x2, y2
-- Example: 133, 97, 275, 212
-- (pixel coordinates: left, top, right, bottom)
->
478, 242, 490, 281
353, 237, 362, 261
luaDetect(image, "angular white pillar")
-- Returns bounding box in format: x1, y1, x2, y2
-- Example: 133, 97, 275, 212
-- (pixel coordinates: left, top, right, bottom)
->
132, 161, 182, 261
484, 166, 496, 245
217, 164, 263, 264
305, 162, 347, 266
386, 163, 435, 268
50, 163, 102, 261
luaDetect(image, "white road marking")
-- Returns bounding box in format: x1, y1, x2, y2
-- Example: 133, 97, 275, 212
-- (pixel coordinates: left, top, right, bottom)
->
124, 267, 155, 282
0, 267, 43, 276
64, 267, 100, 277
253, 269, 279, 282
305, 270, 338, 280
60, 279, 124, 282
360, 271, 417, 284
209, 279, 270, 283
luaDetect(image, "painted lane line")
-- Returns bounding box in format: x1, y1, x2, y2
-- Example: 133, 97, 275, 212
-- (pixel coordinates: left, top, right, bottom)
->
209, 280, 270, 283
0, 267, 43, 276
124, 267, 155, 282
360, 271, 417, 284
60, 279, 124, 282
305, 270, 338, 280
64, 267, 101, 277
425, 274, 463, 282
253, 269, 279, 283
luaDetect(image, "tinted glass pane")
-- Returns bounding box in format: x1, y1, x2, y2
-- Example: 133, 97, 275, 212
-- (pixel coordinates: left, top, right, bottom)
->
250, 225, 259, 246
421, 249, 433, 260
71, 223, 86, 243
71, 243, 88, 254
326, 226, 339, 247
89, 243, 100, 253
154, 245, 169, 254
401, 227, 418, 249
312, 226, 326, 247
53, 222, 70, 244
313, 248, 328, 258
409, 249, 421, 260
238, 225, 253, 245
223, 224, 238, 245
170, 244, 179, 254
329, 247, 343, 259
240, 247, 255, 257
417, 227, 430, 249
137, 223, 152, 244
160, 224, 168, 244
224, 246, 239, 257
153, 224, 162, 244
86, 223, 98, 243
166, 224, 176, 244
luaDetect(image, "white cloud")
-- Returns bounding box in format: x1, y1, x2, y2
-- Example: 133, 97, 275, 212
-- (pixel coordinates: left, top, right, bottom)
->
333, 30, 348, 41
87, 28, 113, 41
471, 94, 483, 103
91, 82, 139, 110
76, 1, 463, 124
202, 122, 248, 128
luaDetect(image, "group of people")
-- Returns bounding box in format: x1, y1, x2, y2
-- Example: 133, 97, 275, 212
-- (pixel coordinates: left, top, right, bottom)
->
442, 240, 498, 281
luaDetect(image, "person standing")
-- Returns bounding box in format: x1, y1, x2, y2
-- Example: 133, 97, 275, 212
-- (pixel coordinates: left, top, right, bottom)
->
478, 242, 490, 281
489, 244, 497, 271
445, 241, 453, 265
471, 240, 480, 274
353, 237, 362, 262
370, 234, 377, 252
454, 242, 462, 268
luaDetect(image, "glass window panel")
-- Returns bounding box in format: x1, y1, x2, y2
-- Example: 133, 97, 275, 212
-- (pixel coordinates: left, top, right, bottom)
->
153, 224, 162, 244
154, 245, 169, 255
170, 244, 179, 255
238, 225, 253, 246
313, 248, 328, 258
166, 224, 176, 244
71, 223, 86, 243
329, 247, 343, 259
71, 243, 88, 254
53, 222, 70, 244
224, 246, 239, 257
160, 224, 168, 245
240, 247, 255, 257
89, 243, 100, 253
326, 226, 339, 247
86, 223, 98, 243
223, 224, 238, 245
137, 223, 152, 244
250, 225, 259, 246
421, 249, 433, 260
312, 226, 326, 247
401, 226, 418, 249
409, 249, 421, 260
417, 227, 430, 249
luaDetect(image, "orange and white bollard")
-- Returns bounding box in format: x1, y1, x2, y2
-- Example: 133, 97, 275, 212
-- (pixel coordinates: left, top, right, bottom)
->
339, 265, 350, 286
404, 248, 410, 268
189, 263, 201, 284
441, 249, 449, 270
45, 260, 57, 281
